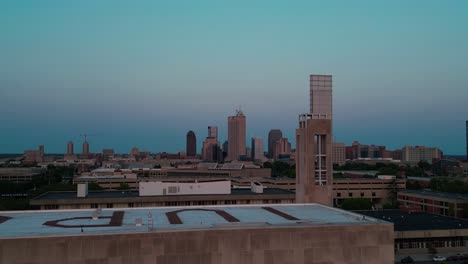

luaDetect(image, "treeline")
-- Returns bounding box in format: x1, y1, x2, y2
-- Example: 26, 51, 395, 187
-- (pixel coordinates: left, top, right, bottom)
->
429, 178, 468, 194
263, 161, 295, 178
334, 161, 430, 177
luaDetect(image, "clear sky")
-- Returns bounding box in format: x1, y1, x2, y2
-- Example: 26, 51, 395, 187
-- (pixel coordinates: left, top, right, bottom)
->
1, 0, 467, 155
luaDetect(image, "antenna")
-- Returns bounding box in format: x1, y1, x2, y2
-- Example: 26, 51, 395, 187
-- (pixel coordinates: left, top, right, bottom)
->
80, 134, 96, 142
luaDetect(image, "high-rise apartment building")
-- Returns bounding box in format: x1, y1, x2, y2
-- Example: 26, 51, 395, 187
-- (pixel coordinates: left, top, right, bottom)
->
401, 146, 442, 164
67, 141, 74, 155
268, 129, 283, 158
186, 131, 197, 157
332, 142, 346, 165
227, 110, 246, 161
251, 137, 265, 161
296, 74, 333, 206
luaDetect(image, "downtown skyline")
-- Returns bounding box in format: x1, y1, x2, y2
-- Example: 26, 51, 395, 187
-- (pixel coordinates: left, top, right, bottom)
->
1, 1, 468, 154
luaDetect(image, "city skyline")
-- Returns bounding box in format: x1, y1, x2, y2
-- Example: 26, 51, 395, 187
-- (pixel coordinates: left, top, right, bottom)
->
1, 1, 468, 154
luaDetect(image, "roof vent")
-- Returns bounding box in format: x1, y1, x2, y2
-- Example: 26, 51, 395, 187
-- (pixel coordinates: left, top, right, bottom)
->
251, 182, 264, 194
77, 183, 88, 198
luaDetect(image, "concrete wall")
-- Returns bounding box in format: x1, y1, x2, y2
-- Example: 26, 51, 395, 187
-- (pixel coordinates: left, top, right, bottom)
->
0, 224, 394, 264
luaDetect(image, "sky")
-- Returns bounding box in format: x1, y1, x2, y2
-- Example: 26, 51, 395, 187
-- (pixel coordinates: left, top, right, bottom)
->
1, 0, 467, 155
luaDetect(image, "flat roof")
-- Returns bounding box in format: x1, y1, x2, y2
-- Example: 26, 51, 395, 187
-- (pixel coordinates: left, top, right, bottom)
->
0, 204, 387, 238
32, 188, 294, 201
399, 189, 468, 202
357, 210, 468, 231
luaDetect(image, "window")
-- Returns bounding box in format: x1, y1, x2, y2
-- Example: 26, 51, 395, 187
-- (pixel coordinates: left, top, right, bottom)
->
91, 203, 98, 209
337, 192, 341, 197
168, 186, 179, 194
349, 193, 353, 197
360, 192, 364, 197
128, 203, 134, 208
106, 203, 113, 208
372, 192, 376, 197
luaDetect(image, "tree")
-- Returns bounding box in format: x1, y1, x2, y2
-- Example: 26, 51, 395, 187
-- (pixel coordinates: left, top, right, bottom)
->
340, 198, 373, 210
117, 182, 130, 190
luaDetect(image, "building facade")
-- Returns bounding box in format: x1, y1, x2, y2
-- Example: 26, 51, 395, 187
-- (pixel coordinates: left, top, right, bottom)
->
251, 137, 265, 161
401, 146, 442, 164
296, 74, 333, 206
227, 110, 246, 161
267, 129, 282, 158
186, 130, 197, 157
272, 138, 291, 160
332, 142, 346, 165
82, 141, 90, 155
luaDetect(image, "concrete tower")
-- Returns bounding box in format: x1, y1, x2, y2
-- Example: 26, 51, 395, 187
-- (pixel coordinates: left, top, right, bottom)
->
67, 141, 74, 155
227, 110, 246, 161
186, 131, 197, 157
208, 126, 218, 140
296, 74, 333, 206
268, 129, 283, 158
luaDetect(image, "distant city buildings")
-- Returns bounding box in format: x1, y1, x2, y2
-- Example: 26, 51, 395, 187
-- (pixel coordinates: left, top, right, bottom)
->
251, 137, 265, 161
102, 149, 115, 158
272, 138, 291, 160
401, 145, 442, 164
186, 130, 197, 157
23, 145, 44, 163
226, 110, 246, 161
82, 141, 89, 155
296, 74, 333, 206
332, 142, 346, 165
268, 129, 283, 158
202, 127, 222, 162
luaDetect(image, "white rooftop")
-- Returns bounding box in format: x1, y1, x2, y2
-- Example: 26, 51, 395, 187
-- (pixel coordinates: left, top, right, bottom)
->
0, 204, 385, 239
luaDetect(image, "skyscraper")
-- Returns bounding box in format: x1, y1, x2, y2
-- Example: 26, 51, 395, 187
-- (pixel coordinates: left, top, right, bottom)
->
186, 131, 197, 157
202, 127, 222, 162
251, 137, 265, 161
227, 110, 246, 161
82, 141, 89, 155
67, 141, 74, 155
272, 138, 291, 160
296, 74, 333, 206
208, 126, 218, 140
268, 129, 283, 158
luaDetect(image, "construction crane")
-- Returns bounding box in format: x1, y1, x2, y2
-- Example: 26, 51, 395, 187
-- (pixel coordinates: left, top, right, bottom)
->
80, 134, 95, 142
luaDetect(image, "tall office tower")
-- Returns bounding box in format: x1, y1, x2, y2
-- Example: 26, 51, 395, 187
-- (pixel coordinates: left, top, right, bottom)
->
466, 121, 468, 160
227, 110, 246, 161
296, 74, 333, 206
82, 141, 90, 155
202, 138, 222, 162
67, 141, 74, 155
186, 131, 197, 157
272, 138, 292, 160
268, 129, 283, 158
251, 137, 265, 161
208, 126, 218, 140
38, 145, 44, 157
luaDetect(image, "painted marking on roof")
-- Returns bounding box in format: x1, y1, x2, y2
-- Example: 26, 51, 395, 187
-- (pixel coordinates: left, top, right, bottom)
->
166, 209, 240, 224
262, 207, 299, 221
43, 211, 124, 228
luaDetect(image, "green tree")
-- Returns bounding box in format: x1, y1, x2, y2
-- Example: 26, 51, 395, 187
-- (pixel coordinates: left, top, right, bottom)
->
117, 182, 130, 190
340, 198, 373, 210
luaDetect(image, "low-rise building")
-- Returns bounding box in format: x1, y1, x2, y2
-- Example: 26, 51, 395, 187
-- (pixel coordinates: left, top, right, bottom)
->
398, 189, 468, 219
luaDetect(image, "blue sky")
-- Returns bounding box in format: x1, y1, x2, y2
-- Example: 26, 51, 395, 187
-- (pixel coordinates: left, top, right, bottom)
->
1, 0, 467, 154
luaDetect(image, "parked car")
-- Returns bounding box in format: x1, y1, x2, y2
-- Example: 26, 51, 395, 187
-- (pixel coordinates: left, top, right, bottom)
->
432, 255, 446, 262
447, 255, 462, 261
401, 256, 414, 263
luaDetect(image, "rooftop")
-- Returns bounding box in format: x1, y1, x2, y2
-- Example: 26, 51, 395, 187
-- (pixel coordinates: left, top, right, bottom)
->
400, 189, 468, 202
357, 210, 468, 231
32, 188, 294, 201
0, 204, 387, 238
